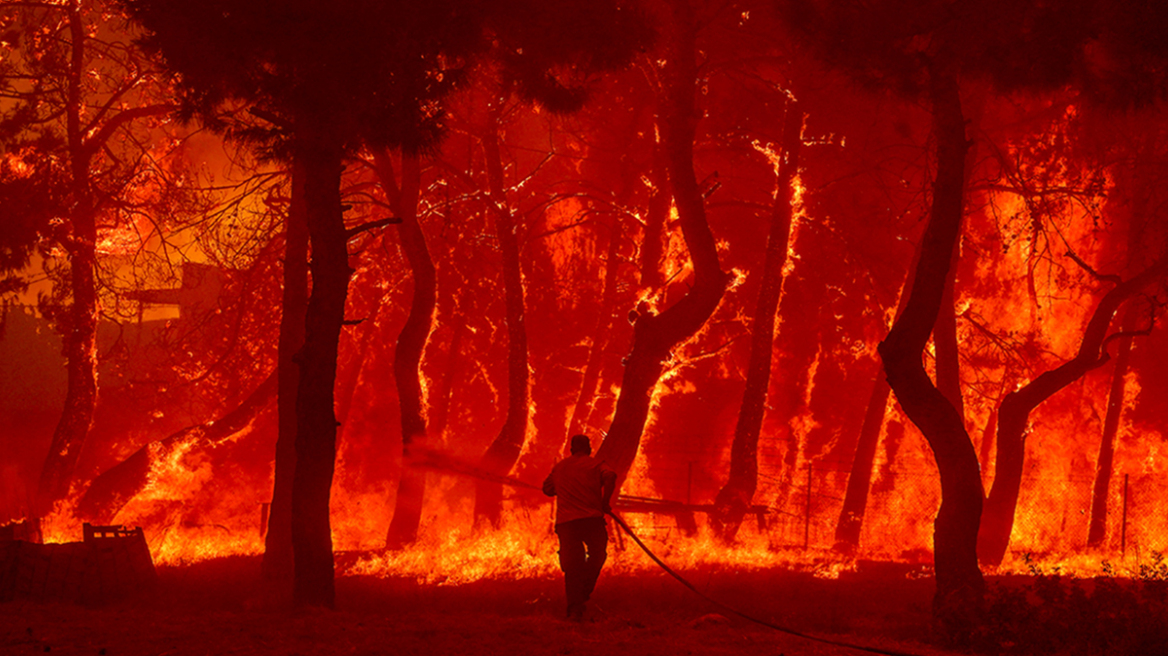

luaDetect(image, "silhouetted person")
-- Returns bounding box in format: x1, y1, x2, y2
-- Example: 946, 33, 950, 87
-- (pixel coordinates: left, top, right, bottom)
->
542, 434, 617, 620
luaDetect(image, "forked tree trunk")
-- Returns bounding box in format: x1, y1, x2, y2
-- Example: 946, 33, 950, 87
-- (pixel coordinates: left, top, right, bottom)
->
979, 263, 1165, 566
713, 100, 803, 541
375, 152, 435, 548
474, 111, 530, 527
291, 124, 347, 608
876, 65, 984, 633
76, 370, 278, 523
1087, 305, 1137, 547
263, 153, 309, 584
565, 216, 622, 446
36, 3, 97, 517
596, 0, 727, 481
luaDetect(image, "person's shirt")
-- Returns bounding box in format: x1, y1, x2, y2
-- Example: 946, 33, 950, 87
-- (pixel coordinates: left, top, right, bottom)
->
542, 454, 617, 525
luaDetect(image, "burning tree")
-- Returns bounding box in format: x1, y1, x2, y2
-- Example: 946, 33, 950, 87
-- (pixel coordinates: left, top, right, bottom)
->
596, 0, 729, 483
779, 0, 1120, 637
0, 0, 176, 518
122, 0, 484, 607
122, 0, 650, 606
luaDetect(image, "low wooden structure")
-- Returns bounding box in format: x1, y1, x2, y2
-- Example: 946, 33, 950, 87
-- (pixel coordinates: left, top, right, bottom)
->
0, 523, 156, 605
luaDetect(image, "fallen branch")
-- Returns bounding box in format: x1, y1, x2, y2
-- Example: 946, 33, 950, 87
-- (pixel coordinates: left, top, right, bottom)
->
76, 371, 278, 523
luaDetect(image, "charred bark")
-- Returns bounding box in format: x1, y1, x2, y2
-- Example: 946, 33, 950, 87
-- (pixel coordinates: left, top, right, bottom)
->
1087, 305, 1137, 547
263, 153, 309, 584
876, 65, 984, 630
713, 101, 803, 541
291, 125, 347, 608
934, 241, 964, 421
979, 264, 1165, 566
35, 3, 98, 517
76, 371, 278, 523
376, 152, 436, 549
596, 0, 727, 482
474, 111, 531, 527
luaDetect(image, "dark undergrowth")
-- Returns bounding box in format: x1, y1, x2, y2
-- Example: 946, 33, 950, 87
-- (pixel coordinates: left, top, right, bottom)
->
12, 552, 1168, 655
975, 553, 1168, 656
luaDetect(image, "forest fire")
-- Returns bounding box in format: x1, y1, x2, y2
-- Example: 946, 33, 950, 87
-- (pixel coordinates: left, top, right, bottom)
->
6, 0, 1168, 655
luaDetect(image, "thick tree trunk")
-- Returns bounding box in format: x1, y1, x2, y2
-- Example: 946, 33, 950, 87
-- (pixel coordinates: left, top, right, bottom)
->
375, 152, 436, 549
565, 216, 622, 447
263, 153, 309, 584
76, 370, 278, 523
596, 0, 727, 481
979, 264, 1164, 566
934, 242, 964, 421
291, 126, 347, 608
36, 2, 97, 517
474, 112, 530, 527
713, 101, 803, 541
1087, 305, 1136, 547
876, 65, 984, 633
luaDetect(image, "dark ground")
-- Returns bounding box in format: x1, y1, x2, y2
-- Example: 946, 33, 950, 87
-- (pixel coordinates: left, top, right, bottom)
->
1, 556, 965, 656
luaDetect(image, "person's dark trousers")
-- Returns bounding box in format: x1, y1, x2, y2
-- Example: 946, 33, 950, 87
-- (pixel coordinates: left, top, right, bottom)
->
555, 516, 608, 616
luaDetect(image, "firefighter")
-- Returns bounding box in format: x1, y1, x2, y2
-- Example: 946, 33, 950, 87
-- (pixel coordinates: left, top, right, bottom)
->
542, 434, 618, 621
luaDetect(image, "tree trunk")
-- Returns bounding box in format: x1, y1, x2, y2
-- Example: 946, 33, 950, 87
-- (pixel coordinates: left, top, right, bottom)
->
979, 264, 1164, 566
596, 0, 727, 481
375, 152, 436, 549
263, 152, 309, 584
833, 377, 891, 551
36, 1, 97, 517
977, 401, 998, 474
291, 124, 347, 608
474, 111, 530, 527
876, 64, 984, 633
713, 100, 803, 541
430, 316, 466, 443
834, 235, 923, 552
76, 370, 278, 523
565, 215, 622, 448
1087, 305, 1137, 547
333, 300, 385, 436
934, 241, 964, 421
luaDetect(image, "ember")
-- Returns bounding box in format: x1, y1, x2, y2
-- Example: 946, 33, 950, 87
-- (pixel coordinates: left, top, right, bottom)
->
3, 0, 1168, 653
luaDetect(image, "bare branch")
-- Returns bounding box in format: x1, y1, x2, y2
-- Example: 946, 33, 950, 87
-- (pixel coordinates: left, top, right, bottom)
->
1065, 249, 1123, 284
345, 217, 400, 240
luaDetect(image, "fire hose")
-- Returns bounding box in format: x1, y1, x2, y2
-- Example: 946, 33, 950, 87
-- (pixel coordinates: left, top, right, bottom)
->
605, 510, 923, 656
410, 448, 922, 656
